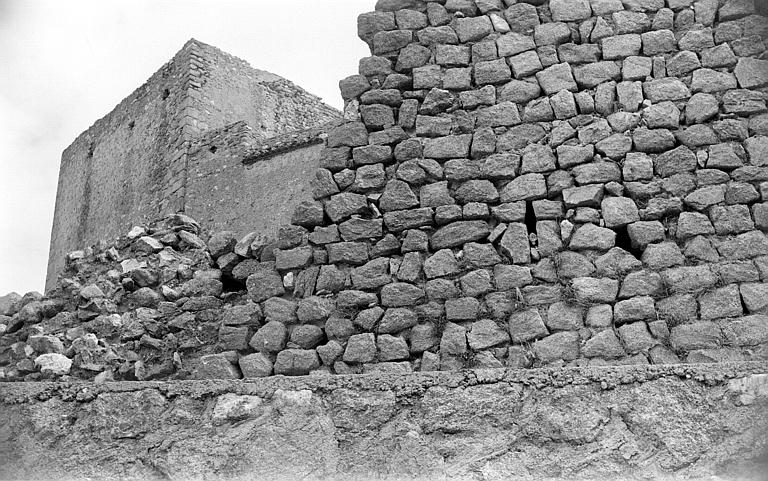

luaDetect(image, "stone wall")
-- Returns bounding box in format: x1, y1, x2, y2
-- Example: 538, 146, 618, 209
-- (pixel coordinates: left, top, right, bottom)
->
46, 39, 340, 292
262, 0, 768, 374
1, 364, 767, 480
9, 0, 768, 383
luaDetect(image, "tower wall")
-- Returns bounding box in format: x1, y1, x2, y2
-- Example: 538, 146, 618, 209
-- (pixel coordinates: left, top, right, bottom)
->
184, 121, 339, 240
45, 40, 340, 291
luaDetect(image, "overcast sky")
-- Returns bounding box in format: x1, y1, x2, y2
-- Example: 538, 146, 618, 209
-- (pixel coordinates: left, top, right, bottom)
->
0, 0, 376, 295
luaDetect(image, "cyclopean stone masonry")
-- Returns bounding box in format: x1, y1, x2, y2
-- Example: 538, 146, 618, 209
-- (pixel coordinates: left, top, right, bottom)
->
261, 0, 768, 375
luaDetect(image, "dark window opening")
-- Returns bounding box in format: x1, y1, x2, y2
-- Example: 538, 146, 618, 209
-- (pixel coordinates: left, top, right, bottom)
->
209, 146, 218, 154
128, 121, 135, 130
614, 225, 642, 258
524, 201, 537, 234
161, 88, 170, 100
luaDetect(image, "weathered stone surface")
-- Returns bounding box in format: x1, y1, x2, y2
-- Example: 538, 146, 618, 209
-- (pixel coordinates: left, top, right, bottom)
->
663, 266, 718, 295
534, 331, 580, 363
628, 221, 665, 249
500, 223, 531, 264
249, 321, 288, 353
734, 57, 768, 89
614, 296, 656, 323
238, 353, 273, 378
328, 122, 368, 148
431, 221, 491, 249
440, 321, 468, 357
583, 329, 626, 359
633, 128, 676, 153
247, 270, 285, 303
571, 277, 619, 303
563, 185, 604, 209
643, 78, 691, 102
423, 249, 460, 279
327, 242, 369, 266
720, 315, 768, 347
603, 35, 641, 60
475, 59, 512, 85
710, 205, 755, 235
641, 29, 676, 55
504, 3, 540, 35
494, 264, 533, 290
383, 208, 434, 232
380, 283, 425, 307
684, 185, 725, 211
550, 0, 592, 21
4, 362, 768, 480
500, 174, 547, 202
274, 349, 320, 376
691, 68, 737, 93
745, 137, 768, 167
33, 353, 72, 376
508, 308, 548, 343
545, 302, 584, 331
602, 197, 640, 228
508, 51, 543, 79
423, 135, 472, 159
378, 180, 418, 212
677, 212, 715, 240
445, 297, 479, 322
454, 15, 493, 43
455, 180, 499, 204
468, 319, 510, 350
535, 63, 577, 95
569, 224, 616, 251
193, 355, 240, 380
670, 321, 722, 350
699, 284, 743, 320
343, 333, 377, 363
325, 193, 369, 223
665, 51, 701, 79
618, 322, 657, 353
377, 334, 409, 361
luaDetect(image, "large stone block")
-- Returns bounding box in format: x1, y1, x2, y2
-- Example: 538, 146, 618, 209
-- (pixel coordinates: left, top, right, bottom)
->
508, 308, 548, 343
735, 57, 768, 89
500, 222, 531, 264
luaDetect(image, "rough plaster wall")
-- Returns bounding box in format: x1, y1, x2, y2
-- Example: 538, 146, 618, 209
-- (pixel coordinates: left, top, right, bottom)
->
185, 123, 324, 239
195, 41, 340, 138
1, 364, 767, 480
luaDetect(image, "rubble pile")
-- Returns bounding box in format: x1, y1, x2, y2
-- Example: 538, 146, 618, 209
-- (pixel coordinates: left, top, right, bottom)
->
0, 215, 270, 381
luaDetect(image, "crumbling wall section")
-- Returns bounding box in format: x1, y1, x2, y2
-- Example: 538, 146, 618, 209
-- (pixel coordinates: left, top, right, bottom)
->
46, 40, 202, 294
256, 0, 768, 375
19, 0, 768, 384
46, 39, 341, 292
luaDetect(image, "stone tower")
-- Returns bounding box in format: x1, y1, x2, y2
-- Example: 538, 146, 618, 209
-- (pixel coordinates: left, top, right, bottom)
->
46, 39, 341, 290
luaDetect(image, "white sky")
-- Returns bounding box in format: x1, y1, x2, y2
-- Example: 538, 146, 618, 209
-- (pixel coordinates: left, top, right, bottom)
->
0, 0, 376, 295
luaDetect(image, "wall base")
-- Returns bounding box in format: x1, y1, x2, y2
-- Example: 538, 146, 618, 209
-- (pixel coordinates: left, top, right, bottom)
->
2, 362, 767, 480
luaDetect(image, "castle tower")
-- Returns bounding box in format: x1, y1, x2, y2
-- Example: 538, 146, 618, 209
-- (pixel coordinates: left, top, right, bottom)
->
46, 39, 341, 290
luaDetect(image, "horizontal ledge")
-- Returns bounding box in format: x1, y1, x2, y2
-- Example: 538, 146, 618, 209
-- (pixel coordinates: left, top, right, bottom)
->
3, 361, 766, 404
